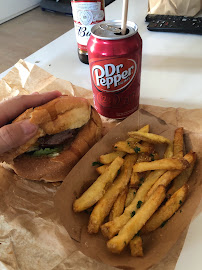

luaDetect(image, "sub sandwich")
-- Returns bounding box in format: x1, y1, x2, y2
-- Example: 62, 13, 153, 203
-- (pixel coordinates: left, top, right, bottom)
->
0, 95, 102, 182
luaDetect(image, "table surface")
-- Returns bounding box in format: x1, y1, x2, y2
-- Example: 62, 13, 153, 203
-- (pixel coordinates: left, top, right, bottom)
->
1, 0, 202, 269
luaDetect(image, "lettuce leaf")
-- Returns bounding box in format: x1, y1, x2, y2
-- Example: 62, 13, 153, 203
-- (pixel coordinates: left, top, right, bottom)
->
27, 146, 63, 157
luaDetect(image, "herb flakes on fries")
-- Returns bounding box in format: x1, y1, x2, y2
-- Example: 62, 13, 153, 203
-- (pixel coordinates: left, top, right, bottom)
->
73, 124, 197, 257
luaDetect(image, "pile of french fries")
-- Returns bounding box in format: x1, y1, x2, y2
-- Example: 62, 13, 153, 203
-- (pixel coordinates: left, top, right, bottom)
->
73, 125, 196, 256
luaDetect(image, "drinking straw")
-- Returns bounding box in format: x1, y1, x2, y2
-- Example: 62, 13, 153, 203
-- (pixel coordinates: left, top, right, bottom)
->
121, 0, 129, 35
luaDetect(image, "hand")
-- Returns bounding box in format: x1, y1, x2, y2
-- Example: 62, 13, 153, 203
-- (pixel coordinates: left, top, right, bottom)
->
0, 91, 61, 155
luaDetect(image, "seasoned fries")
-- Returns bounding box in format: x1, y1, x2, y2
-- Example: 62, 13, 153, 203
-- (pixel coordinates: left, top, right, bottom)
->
109, 187, 128, 221
173, 127, 184, 158
99, 151, 125, 164
96, 164, 109, 174
133, 157, 188, 173
137, 124, 150, 133
73, 156, 124, 212
167, 152, 196, 197
125, 187, 137, 207
114, 140, 136, 153
164, 142, 174, 158
130, 236, 143, 257
130, 171, 141, 188
101, 169, 165, 239
88, 155, 136, 233
113, 125, 150, 153
130, 152, 157, 187
128, 131, 171, 144
142, 185, 188, 234
73, 124, 197, 257
114, 141, 153, 154
107, 186, 166, 254
146, 170, 181, 200
146, 151, 195, 199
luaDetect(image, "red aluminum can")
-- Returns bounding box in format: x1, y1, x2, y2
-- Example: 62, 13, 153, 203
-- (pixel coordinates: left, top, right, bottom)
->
87, 20, 142, 119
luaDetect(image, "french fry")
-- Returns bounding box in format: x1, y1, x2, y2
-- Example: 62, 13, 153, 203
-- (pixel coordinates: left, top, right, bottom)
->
137, 152, 154, 163
146, 151, 195, 199
130, 171, 151, 188
130, 172, 142, 188
73, 157, 124, 212
142, 185, 188, 234
125, 187, 137, 207
113, 125, 150, 153
128, 131, 171, 145
146, 170, 181, 200
127, 141, 154, 152
167, 152, 196, 197
130, 236, 143, 257
99, 151, 126, 164
164, 142, 174, 158
114, 140, 136, 153
88, 155, 135, 233
133, 157, 188, 173
173, 127, 184, 158
96, 164, 109, 174
109, 187, 128, 221
107, 185, 166, 254
137, 124, 150, 133
114, 141, 153, 154
130, 152, 158, 187
101, 169, 165, 239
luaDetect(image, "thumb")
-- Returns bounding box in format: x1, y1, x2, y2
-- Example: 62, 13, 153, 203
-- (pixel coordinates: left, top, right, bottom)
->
0, 120, 38, 155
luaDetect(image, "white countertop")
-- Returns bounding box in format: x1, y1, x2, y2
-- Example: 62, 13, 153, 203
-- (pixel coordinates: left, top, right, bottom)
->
1, 0, 202, 109
1, 0, 202, 269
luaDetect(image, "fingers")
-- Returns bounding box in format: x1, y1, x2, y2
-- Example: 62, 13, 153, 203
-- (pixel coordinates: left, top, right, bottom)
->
0, 91, 62, 126
0, 120, 38, 155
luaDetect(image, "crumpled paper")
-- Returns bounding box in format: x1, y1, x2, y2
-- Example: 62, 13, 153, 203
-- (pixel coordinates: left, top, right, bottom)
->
0, 59, 93, 102
0, 167, 116, 270
0, 59, 201, 270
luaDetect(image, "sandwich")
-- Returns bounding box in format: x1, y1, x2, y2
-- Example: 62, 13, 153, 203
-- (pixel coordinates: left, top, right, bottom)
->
0, 95, 102, 182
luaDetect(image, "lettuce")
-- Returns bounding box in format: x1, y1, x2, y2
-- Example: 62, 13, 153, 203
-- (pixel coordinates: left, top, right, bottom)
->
27, 146, 63, 157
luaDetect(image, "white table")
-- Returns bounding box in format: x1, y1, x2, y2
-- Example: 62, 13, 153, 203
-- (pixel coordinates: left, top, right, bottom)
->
1, 0, 202, 269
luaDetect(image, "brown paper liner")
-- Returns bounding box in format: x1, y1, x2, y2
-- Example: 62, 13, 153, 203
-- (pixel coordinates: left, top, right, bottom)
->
54, 108, 202, 270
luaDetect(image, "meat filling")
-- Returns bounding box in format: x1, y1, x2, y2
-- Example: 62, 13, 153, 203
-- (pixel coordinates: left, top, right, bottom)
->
37, 128, 80, 148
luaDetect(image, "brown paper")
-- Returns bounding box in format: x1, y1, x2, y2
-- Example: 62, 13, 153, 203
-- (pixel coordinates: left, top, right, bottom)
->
54, 107, 202, 270
0, 59, 93, 101
148, 0, 201, 16
0, 59, 201, 270
0, 59, 116, 270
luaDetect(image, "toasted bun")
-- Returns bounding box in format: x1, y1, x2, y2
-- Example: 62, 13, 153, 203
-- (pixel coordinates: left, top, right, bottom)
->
11, 107, 102, 182
1, 96, 92, 163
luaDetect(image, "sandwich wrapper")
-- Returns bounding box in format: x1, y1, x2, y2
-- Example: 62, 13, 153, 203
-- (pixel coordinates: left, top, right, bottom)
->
0, 59, 201, 270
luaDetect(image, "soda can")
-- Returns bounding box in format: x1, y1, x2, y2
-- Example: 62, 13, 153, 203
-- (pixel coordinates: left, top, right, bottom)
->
87, 20, 142, 119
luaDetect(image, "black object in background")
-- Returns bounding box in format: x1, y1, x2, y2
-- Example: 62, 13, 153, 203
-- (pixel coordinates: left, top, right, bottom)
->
145, 14, 202, 35
40, 0, 115, 15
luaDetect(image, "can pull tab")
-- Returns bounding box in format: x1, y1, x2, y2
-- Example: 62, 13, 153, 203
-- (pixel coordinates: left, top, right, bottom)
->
99, 24, 122, 34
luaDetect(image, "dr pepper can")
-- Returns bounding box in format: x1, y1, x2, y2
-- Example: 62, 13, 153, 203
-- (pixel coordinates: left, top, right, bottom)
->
87, 20, 142, 119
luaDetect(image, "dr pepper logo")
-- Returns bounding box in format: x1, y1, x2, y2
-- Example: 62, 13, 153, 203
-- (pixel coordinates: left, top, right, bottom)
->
91, 58, 137, 92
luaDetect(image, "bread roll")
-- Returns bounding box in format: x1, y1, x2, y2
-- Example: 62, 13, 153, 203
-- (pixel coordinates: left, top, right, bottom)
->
1, 96, 102, 182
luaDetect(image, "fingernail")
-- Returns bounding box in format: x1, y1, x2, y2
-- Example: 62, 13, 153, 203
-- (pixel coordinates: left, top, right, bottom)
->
20, 120, 38, 135
52, 90, 62, 96
31, 92, 39, 95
